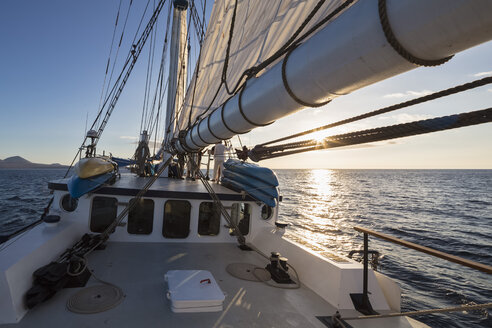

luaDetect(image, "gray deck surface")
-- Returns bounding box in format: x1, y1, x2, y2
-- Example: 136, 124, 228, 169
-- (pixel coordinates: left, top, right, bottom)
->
52, 174, 239, 194
6, 242, 335, 328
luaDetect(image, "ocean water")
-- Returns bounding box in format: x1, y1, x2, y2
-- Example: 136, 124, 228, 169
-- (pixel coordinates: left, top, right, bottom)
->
0, 169, 66, 235
0, 168, 490, 327
277, 169, 491, 328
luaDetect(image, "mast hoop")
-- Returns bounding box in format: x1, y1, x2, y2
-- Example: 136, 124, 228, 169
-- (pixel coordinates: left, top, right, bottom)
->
378, 0, 453, 67
281, 46, 331, 108
238, 83, 275, 127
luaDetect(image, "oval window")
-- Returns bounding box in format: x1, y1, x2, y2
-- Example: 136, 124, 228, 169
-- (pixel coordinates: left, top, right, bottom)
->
261, 205, 273, 220
61, 194, 78, 212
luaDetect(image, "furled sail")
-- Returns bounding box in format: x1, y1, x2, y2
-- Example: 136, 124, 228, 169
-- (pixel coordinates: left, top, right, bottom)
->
173, 0, 492, 153
175, 0, 350, 135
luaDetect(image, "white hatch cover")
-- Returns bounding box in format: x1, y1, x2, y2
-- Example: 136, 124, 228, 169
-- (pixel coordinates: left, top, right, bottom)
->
165, 270, 225, 313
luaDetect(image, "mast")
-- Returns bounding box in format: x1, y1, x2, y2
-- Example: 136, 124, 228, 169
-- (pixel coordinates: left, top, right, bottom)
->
175, 0, 492, 153
165, 0, 188, 146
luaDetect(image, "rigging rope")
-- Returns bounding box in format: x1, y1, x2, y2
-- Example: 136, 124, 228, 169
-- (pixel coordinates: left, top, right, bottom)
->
101, 0, 134, 125
378, 0, 453, 67
187, 154, 246, 245
63, 0, 168, 179
97, 0, 123, 116
184, 0, 355, 134
259, 76, 492, 147
249, 107, 492, 161
148, 2, 173, 141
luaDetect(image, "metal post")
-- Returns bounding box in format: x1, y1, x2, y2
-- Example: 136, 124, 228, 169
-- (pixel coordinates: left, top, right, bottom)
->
349, 232, 377, 315
206, 151, 211, 179
363, 232, 368, 305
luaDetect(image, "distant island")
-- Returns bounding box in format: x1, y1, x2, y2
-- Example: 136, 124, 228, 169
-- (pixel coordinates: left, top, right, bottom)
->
0, 156, 68, 169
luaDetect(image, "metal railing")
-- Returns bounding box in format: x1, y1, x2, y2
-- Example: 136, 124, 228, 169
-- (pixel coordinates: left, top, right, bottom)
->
349, 225, 492, 315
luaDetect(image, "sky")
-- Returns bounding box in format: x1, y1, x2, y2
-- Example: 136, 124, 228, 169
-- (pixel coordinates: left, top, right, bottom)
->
0, 0, 491, 169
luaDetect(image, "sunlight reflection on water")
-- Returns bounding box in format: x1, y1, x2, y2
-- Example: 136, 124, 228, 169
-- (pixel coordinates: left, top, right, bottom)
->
276, 169, 492, 328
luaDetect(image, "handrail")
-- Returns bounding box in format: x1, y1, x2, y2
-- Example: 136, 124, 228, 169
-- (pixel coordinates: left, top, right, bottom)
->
354, 226, 492, 274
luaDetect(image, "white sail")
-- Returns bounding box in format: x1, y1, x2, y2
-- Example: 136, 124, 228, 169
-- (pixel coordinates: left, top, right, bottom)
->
175, 0, 350, 134
175, 0, 492, 152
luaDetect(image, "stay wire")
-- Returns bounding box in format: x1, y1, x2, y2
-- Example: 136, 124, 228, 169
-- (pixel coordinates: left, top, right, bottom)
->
148, 1, 173, 138
95, 0, 169, 144
250, 107, 492, 161
102, 0, 133, 116
259, 75, 492, 147
132, 0, 152, 44
63, 0, 168, 180
140, 2, 159, 135
97, 0, 123, 118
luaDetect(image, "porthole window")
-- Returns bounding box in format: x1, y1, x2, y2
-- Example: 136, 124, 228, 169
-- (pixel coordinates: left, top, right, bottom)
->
61, 194, 78, 212
198, 202, 220, 236
128, 198, 154, 235
230, 203, 250, 235
90, 197, 118, 232
163, 200, 191, 238
261, 205, 273, 220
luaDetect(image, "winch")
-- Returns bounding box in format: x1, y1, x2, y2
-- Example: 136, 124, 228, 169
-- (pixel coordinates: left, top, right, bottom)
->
265, 252, 293, 284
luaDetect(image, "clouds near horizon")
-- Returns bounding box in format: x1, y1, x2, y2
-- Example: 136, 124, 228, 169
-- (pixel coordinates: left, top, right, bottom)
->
383, 90, 433, 98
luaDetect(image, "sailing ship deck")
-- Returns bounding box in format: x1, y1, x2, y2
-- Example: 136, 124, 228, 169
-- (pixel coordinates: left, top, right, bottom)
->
2, 242, 426, 328
48, 173, 256, 201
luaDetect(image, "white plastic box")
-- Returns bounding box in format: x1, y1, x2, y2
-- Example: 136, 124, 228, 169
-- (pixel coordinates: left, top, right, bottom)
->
165, 270, 225, 313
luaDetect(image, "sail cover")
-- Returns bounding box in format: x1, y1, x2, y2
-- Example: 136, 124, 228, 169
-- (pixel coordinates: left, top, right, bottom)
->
174, 0, 351, 137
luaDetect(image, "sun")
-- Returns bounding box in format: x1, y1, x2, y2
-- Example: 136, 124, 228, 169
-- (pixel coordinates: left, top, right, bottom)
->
311, 131, 328, 143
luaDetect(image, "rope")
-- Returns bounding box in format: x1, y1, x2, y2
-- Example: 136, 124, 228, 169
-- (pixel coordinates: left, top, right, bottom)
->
281, 45, 331, 108
341, 302, 492, 321
97, 0, 123, 115
259, 76, 492, 146
101, 155, 173, 239
247, 243, 302, 290
222, 0, 239, 95
249, 107, 492, 161
63, 0, 167, 180
187, 155, 246, 245
378, 0, 453, 67
67, 264, 125, 314
101, 0, 133, 122
67, 284, 124, 314
184, 0, 355, 137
